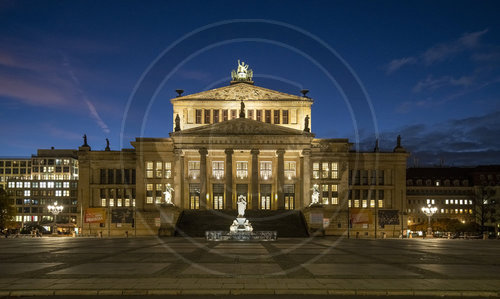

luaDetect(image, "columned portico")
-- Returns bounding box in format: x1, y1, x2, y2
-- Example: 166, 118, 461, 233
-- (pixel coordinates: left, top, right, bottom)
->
251, 149, 259, 210
199, 148, 208, 209
225, 148, 234, 209
277, 149, 285, 209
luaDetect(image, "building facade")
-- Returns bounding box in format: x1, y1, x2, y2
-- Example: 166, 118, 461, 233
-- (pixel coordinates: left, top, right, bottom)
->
6, 149, 79, 234
78, 62, 409, 237
0, 158, 31, 191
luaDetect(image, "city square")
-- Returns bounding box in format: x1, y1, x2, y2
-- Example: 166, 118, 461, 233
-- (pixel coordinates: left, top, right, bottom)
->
0, 236, 499, 297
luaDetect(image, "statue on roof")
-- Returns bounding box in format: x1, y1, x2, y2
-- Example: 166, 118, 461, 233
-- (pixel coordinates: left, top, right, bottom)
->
174, 114, 181, 132
239, 101, 245, 118
105, 138, 110, 151
304, 115, 310, 132
231, 60, 253, 83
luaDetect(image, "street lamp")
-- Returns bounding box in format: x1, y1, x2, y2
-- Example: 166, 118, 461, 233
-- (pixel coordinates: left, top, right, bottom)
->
421, 203, 437, 237
47, 201, 63, 234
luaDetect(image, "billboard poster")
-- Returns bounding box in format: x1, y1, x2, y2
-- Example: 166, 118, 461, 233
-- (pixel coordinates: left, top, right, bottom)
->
350, 208, 373, 224
84, 208, 106, 223
378, 210, 400, 227
111, 208, 134, 224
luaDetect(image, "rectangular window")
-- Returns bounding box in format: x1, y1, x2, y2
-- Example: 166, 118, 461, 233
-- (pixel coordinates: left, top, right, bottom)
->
236, 161, 248, 179
331, 162, 339, 179
284, 161, 296, 180
370, 199, 375, 208
107, 169, 114, 184
155, 161, 163, 178
256, 110, 262, 122
47, 181, 54, 188
331, 197, 338, 205
164, 162, 172, 178
116, 170, 122, 184
189, 184, 200, 209
265, 110, 271, 123
101, 198, 106, 207
260, 161, 272, 180
223, 109, 228, 121
24, 190, 30, 196
362, 199, 367, 208
63, 181, 69, 188
273, 110, 280, 124
282, 110, 289, 124
195, 109, 202, 124
212, 161, 224, 179
204, 109, 211, 124
146, 161, 153, 178
155, 184, 162, 204
230, 109, 237, 119
63, 190, 69, 196
24, 182, 30, 188
371, 170, 376, 185
313, 162, 320, 179
248, 109, 254, 120
354, 170, 360, 185
378, 170, 385, 185
378, 199, 384, 208
124, 169, 130, 184
322, 184, 329, 204
322, 162, 329, 179
146, 184, 153, 204
109, 198, 114, 207
188, 161, 200, 179
378, 190, 384, 200
213, 109, 219, 123
354, 199, 360, 208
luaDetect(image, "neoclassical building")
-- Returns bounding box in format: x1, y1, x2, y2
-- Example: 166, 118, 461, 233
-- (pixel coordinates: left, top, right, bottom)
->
78, 62, 409, 237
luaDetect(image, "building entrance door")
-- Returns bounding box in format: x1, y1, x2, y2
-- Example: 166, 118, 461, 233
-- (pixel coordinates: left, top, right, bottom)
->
284, 184, 295, 210
189, 184, 200, 209
213, 184, 224, 210
260, 184, 271, 210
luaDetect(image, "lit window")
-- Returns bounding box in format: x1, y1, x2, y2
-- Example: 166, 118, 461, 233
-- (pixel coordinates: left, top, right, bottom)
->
40, 182, 46, 188
117, 198, 122, 207
445, 199, 449, 204
146, 161, 153, 178
440, 209, 444, 213
164, 162, 172, 178
146, 183, 153, 204
431, 199, 435, 204
63, 190, 69, 196
331, 184, 338, 192
354, 200, 360, 208
236, 162, 248, 179
109, 198, 114, 207
362, 200, 367, 208
322, 162, 329, 178
155, 184, 162, 203
331, 197, 338, 205
313, 163, 320, 179
459, 199, 463, 205
188, 161, 200, 179
55, 190, 62, 197
24, 190, 30, 196
260, 161, 272, 180
125, 198, 130, 207
331, 162, 338, 179
370, 199, 375, 208
378, 199, 384, 208
322, 184, 329, 204
24, 182, 30, 188
155, 162, 163, 178
63, 182, 69, 188
284, 161, 296, 180
348, 200, 352, 208
8, 182, 15, 188
436, 181, 440, 186
47, 182, 54, 188
16, 182, 22, 188
212, 161, 224, 179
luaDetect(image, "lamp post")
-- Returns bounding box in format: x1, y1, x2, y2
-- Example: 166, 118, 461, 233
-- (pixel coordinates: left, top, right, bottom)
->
47, 201, 63, 234
421, 203, 437, 238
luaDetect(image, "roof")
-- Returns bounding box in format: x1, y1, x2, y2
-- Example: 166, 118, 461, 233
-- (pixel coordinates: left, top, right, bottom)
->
171, 82, 311, 102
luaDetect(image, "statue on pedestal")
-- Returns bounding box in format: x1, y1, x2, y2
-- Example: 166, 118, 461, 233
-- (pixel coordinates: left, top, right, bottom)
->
310, 184, 320, 206
237, 194, 247, 217
163, 183, 174, 205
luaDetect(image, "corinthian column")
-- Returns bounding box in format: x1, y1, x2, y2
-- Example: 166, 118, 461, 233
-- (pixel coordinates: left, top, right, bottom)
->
277, 149, 285, 209
251, 149, 260, 210
225, 148, 234, 210
199, 148, 208, 210
302, 149, 311, 207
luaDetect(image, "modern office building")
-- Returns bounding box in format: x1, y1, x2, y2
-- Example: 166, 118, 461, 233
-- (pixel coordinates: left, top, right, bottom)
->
0, 158, 31, 191
6, 149, 79, 234
78, 62, 409, 237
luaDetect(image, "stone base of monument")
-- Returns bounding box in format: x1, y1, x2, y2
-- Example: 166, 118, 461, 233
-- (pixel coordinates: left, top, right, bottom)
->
206, 215, 277, 241
205, 230, 277, 241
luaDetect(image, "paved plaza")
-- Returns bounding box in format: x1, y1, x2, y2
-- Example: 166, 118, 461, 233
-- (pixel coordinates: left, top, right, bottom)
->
0, 236, 499, 297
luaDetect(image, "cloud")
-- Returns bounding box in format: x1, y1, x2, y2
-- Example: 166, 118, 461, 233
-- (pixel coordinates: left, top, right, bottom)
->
385, 29, 488, 73
358, 110, 500, 166
412, 75, 474, 92
386, 57, 417, 74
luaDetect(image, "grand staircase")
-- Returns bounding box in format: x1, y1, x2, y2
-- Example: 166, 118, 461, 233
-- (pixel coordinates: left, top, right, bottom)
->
174, 209, 309, 238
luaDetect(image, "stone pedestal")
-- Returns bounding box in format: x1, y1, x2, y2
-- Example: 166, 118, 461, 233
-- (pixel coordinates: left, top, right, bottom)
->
157, 204, 181, 237
302, 205, 325, 236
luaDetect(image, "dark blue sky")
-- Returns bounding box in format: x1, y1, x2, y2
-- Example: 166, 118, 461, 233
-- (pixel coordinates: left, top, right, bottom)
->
1, 0, 499, 166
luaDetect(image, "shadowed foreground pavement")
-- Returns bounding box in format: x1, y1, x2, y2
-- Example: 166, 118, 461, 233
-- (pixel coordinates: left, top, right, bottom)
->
0, 236, 499, 297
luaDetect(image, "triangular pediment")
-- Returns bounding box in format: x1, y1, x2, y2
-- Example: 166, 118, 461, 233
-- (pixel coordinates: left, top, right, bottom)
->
170, 118, 314, 137
172, 82, 310, 102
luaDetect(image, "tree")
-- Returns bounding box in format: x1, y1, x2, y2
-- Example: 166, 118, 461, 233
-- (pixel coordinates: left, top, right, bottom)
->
0, 188, 16, 230
474, 186, 500, 234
